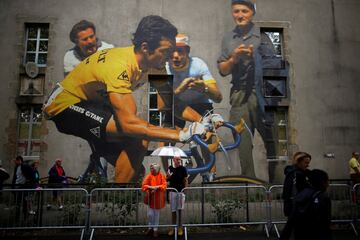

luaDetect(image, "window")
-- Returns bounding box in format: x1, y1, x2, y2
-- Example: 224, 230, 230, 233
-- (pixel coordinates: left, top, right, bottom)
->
24, 23, 49, 67
17, 106, 42, 159
148, 85, 164, 126
148, 74, 174, 127
264, 77, 287, 98
262, 28, 283, 58
264, 107, 289, 161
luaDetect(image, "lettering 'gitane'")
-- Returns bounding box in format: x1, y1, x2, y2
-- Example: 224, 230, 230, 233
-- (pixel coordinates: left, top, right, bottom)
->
85, 110, 104, 123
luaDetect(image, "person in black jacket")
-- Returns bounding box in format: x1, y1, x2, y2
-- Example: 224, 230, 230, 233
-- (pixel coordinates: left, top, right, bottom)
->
48, 158, 67, 210
27, 160, 41, 215
292, 169, 332, 240
280, 151, 312, 240
166, 155, 188, 236
11, 156, 34, 220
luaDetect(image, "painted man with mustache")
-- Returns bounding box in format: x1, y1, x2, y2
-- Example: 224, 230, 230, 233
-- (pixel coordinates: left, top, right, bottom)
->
64, 20, 114, 76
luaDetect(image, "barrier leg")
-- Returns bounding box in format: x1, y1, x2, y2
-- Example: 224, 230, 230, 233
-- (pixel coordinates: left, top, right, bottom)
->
273, 224, 280, 239
350, 222, 358, 236
80, 229, 84, 240
88, 228, 95, 240
264, 223, 270, 238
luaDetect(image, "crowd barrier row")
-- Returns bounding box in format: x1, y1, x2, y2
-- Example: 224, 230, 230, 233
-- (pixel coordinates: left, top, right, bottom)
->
0, 183, 359, 240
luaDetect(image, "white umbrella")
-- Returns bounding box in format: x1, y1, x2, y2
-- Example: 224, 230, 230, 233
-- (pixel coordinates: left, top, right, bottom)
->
151, 146, 187, 158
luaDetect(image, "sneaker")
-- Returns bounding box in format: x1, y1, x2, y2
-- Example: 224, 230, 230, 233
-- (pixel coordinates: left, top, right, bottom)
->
29, 210, 36, 215
178, 227, 184, 236
46, 204, 51, 210
58, 205, 64, 210
168, 229, 175, 236
153, 230, 159, 237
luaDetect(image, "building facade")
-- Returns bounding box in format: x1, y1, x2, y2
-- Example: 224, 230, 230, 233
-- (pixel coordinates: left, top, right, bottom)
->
0, 0, 359, 183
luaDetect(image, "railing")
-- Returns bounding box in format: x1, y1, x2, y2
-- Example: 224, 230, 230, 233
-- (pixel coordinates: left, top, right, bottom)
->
0, 183, 359, 240
88, 187, 178, 240
0, 188, 88, 239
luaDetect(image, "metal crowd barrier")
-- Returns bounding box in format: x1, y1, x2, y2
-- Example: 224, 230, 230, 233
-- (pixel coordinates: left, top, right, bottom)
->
181, 185, 269, 239
267, 185, 286, 238
1, 184, 359, 239
351, 183, 360, 236
268, 184, 359, 238
0, 188, 88, 238
88, 187, 179, 240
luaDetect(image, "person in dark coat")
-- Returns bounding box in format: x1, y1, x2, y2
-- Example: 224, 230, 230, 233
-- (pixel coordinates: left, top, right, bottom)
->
27, 160, 41, 215
280, 151, 312, 240
48, 158, 67, 210
292, 169, 332, 240
11, 156, 34, 219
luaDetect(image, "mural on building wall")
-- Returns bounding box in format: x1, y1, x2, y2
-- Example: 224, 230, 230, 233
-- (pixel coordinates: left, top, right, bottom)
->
43, 0, 287, 184
218, 0, 283, 182
63, 20, 115, 77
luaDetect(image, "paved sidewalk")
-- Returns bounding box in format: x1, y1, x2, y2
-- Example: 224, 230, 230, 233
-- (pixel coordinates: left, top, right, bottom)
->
1, 227, 357, 240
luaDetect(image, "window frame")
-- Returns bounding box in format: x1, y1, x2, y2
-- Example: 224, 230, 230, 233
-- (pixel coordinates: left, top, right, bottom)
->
262, 28, 284, 59
16, 105, 43, 160
148, 84, 165, 126
264, 107, 289, 162
24, 23, 49, 67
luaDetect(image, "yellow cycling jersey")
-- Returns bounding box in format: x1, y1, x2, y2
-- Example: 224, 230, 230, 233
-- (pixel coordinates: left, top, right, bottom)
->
44, 46, 143, 118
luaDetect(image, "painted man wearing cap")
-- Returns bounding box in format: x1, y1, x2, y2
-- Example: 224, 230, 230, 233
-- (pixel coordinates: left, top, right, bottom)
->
217, 0, 276, 178
64, 20, 114, 76
43, 16, 206, 183
162, 33, 222, 181
168, 34, 222, 114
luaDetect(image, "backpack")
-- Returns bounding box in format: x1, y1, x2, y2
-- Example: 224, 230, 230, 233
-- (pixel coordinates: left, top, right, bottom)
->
292, 189, 321, 220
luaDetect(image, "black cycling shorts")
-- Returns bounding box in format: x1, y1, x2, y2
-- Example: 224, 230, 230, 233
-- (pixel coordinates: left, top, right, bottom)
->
51, 101, 113, 145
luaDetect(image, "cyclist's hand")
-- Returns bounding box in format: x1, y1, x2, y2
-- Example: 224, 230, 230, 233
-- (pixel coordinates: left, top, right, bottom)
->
179, 122, 206, 142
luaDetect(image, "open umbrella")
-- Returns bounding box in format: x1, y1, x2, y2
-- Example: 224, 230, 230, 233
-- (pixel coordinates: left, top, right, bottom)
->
151, 146, 187, 158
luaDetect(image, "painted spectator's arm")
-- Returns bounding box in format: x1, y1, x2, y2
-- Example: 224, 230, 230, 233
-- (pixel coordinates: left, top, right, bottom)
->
218, 44, 253, 76
188, 80, 223, 103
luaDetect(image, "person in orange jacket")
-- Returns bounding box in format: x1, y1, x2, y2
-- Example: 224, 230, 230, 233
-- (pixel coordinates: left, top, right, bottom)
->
142, 163, 167, 237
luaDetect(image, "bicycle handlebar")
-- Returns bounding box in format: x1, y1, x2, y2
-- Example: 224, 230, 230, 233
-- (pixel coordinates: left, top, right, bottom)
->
186, 122, 242, 175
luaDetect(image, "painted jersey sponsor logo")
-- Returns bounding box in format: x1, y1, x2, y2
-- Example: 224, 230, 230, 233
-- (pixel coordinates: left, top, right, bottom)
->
97, 50, 108, 63
69, 105, 104, 123
118, 70, 129, 81
90, 126, 101, 138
